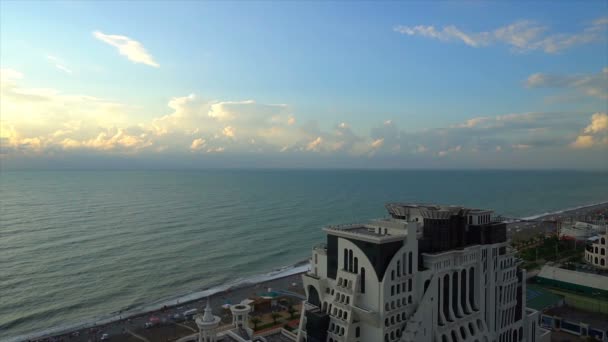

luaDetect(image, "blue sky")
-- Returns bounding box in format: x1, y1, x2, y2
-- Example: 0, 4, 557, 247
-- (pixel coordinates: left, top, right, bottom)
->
1, 1, 607, 169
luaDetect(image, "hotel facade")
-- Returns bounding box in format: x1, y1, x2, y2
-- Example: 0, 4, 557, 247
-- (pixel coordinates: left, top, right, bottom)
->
296, 203, 550, 342
585, 228, 608, 269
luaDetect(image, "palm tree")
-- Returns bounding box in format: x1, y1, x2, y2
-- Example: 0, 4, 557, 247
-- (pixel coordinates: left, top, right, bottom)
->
287, 305, 297, 319
271, 312, 281, 325
250, 316, 261, 330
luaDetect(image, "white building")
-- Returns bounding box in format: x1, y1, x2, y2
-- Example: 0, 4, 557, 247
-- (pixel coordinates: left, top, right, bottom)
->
296, 203, 550, 342
585, 228, 608, 269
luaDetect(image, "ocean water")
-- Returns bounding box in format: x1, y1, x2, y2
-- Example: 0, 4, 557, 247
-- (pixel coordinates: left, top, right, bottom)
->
1, 169, 607, 340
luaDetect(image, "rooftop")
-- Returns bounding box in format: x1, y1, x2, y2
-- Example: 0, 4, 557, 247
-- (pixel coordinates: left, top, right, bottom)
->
544, 306, 608, 330
526, 284, 564, 311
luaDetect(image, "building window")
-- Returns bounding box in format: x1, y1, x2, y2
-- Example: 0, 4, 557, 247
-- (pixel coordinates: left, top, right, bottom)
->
409, 252, 413, 273
356, 326, 360, 337
360, 267, 366, 293
344, 249, 348, 270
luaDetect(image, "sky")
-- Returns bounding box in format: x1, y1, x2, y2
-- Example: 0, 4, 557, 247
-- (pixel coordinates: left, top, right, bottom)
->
1, 1, 607, 169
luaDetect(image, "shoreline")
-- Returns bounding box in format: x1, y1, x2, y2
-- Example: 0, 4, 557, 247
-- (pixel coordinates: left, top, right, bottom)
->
13, 200, 608, 342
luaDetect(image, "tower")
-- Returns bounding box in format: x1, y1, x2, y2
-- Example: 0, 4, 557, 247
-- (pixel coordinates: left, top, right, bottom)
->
196, 299, 221, 342
229, 303, 252, 328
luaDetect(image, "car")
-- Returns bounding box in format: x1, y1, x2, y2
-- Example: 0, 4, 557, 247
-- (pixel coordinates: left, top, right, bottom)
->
100, 333, 109, 340
171, 313, 183, 322
144, 322, 153, 329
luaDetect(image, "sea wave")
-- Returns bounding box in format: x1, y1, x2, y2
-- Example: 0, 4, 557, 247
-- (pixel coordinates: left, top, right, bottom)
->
521, 200, 608, 220
8, 261, 310, 342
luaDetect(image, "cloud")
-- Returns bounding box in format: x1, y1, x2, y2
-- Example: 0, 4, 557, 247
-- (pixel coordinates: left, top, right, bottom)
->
93, 31, 159, 67
526, 68, 607, 99
2, 68, 606, 169
46, 55, 72, 74
570, 112, 608, 149
571, 135, 594, 149
584, 112, 608, 133
394, 17, 607, 53
190, 138, 206, 151
306, 137, 323, 152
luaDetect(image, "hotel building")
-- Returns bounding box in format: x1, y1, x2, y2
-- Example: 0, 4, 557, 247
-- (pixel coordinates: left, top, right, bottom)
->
296, 203, 550, 342
585, 228, 608, 269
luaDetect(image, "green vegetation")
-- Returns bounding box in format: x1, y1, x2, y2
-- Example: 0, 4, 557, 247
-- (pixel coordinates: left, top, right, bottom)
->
250, 316, 261, 330
271, 312, 281, 325
515, 234, 585, 270
287, 305, 297, 319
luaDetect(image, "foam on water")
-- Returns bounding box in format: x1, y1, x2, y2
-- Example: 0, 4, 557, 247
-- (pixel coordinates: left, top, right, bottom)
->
8, 262, 311, 342
1, 170, 607, 341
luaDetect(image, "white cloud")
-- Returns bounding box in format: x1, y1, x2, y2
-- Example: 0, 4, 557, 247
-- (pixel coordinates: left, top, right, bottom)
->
93, 31, 159, 67
371, 138, 384, 149
525, 68, 607, 100
306, 137, 323, 152
46, 55, 72, 74
584, 112, 608, 134
2, 68, 606, 169
190, 138, 206, 151
571, 135, 594, 149
394, 17, 607, 53
222, 126, 235, 138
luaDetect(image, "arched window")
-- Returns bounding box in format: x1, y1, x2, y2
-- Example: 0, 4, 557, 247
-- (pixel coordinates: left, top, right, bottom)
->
360, 267, 366, 293
356, 326, 360, 337
602, 248, 606, 256
602, 237, 606, 244
601, 259, 605, 266
348, 250, 354, 272
344, 249, 348, 270
596, 257, 599, 264
354, 257, 358, 273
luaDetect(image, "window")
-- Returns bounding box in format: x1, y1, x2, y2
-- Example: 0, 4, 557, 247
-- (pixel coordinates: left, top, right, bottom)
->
344, 249, 348, 270
360, 267, 366, 293
409, 252, 413, 273
356, 326, 360, 337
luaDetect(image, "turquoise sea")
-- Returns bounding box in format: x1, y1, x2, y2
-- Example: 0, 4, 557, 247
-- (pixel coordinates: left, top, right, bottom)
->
1, 170, 607, 340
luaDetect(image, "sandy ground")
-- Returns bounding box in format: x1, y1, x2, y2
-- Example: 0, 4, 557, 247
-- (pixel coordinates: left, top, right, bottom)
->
32, 273, 305, 342
25, 201, 608, 342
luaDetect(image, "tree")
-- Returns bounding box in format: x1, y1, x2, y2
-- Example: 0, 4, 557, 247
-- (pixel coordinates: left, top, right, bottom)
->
271, 312, 281, 325
250, 316, 261, 330
287, 305, 297, 319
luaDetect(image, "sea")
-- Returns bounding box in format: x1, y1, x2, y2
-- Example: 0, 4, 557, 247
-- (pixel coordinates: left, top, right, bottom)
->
1, 169, 607, 341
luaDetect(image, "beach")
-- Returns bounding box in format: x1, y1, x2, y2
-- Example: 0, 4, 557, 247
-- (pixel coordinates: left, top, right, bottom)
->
28, 271, 306, 342
16, 200, 608, 342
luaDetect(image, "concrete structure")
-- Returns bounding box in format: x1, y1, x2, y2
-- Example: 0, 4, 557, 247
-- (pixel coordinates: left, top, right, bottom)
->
585, 228, 608, 269
535, 265, 608, 297
196, 300, 222, 342
296, 203, 550, 342
540, 306, 608, 341
559, 220, 605, 240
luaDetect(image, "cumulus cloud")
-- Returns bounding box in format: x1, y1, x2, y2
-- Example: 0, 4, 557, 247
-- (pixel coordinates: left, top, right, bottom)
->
394, 17, 607, 53
584, 112, 608, 133
571, 135, 595, 149
2, 68, 606, 168
93, 31, 159, 67
526, 68, 607, 100
190, 138, 206, 151
570, 112, 608, 149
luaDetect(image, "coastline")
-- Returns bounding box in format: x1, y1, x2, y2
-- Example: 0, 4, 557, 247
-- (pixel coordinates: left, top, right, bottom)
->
14, 200, 608, 342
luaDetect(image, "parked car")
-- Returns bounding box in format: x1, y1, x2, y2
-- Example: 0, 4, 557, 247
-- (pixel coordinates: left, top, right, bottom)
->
100, 333, 109, 340
144, 322, 153, 329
